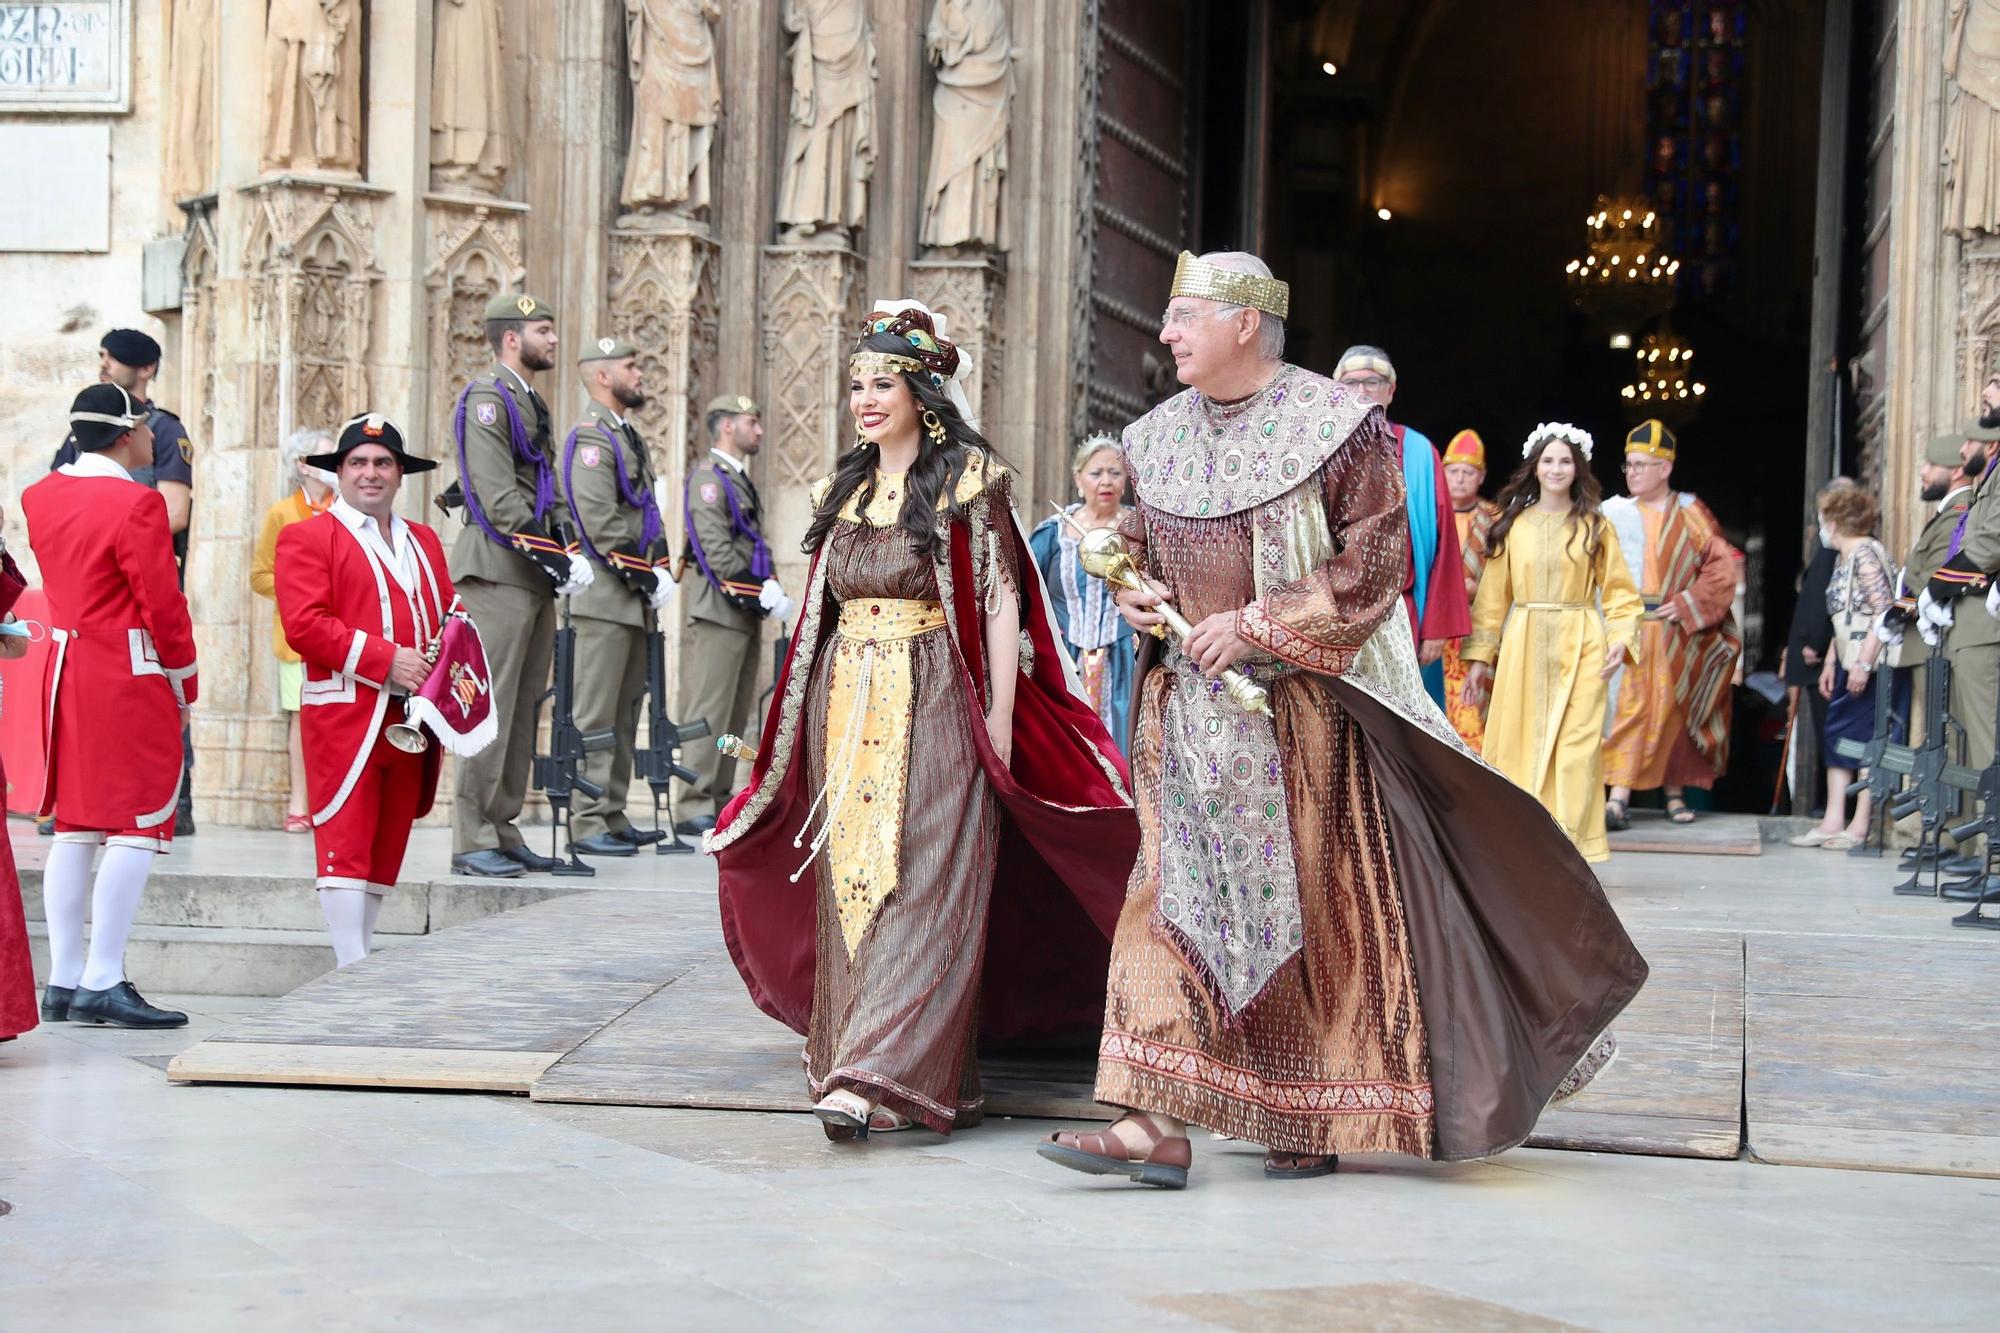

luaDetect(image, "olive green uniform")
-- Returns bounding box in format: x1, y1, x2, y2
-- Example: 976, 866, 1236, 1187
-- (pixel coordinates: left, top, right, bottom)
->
450, 362, 563, 857
564, 400, 662, 840
679, 450, 767, 819
1894, 485, 1976, 749
1950, 462, 2000, 777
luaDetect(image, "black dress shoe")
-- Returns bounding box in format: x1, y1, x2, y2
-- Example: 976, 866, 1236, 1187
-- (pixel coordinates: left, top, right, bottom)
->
35, 817, 53, 837
174, 809, 196, 837
1943, 855, 1985, 876
674, 815, 716, 837
573, 833, 638, 857
499, 844, 560, 873
40, 985, 75, 1023
614, 826, 668, 847
451, 849, 526, 878
68, 982, 188, 1029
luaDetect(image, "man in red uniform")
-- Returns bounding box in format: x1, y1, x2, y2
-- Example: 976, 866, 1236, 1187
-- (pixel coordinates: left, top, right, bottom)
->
276, 414, 453, 967
24, 384, 198, 1028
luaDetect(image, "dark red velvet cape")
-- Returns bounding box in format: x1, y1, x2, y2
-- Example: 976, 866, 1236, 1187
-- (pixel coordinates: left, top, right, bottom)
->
2, 759, 37, 1040
714, 514, 1140, 1041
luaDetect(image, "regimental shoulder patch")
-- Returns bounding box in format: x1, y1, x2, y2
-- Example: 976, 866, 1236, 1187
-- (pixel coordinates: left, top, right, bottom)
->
579, 445, 601, 469
178, 438, 194, 464
700, 482, 719, 505
475, 402, 497, 426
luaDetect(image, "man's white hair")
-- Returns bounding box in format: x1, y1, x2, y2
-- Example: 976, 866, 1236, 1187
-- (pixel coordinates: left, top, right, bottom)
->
280, 427, 333, 488
1197, 250, 1286, 361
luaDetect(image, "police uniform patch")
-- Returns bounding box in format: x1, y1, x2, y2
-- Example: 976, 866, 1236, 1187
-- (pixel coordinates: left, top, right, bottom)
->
700, 482, 719, 504
178, 438, 194, 464
476, 402, 497, 426
580, 445, 601, 469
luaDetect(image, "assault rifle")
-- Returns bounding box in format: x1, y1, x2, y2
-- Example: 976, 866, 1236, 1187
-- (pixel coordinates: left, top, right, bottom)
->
1889, 642, 1957, 897
533, 593, 615, 876
1939, 677, 2000, 926
635, 628, 711, 855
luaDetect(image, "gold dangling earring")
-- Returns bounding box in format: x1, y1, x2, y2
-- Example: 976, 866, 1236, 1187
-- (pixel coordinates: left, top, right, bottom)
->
853, 434, 871, 453
922, 409, 947, 448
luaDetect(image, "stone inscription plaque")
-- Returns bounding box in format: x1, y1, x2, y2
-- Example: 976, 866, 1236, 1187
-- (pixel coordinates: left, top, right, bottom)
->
0, 1, 130, 112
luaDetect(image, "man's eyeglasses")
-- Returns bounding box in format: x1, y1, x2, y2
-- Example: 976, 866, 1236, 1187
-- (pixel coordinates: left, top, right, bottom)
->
1622, 458, 1668, 472
1339, 375, 1392, 392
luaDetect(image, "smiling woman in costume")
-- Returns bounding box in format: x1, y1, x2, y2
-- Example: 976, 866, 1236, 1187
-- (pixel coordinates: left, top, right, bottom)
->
1029, 434, 1137, 753
708, 301, 1137, 1141
1461, 424, 1644, 862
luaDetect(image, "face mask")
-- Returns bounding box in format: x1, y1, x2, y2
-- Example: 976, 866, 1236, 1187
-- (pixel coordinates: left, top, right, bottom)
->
311, 467, 338, 487
1818, 522, 1837, 547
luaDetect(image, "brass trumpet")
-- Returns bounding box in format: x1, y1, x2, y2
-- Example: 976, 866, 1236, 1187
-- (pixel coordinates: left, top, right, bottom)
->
1055, 506, 1270, 717
385, 594, 463, 754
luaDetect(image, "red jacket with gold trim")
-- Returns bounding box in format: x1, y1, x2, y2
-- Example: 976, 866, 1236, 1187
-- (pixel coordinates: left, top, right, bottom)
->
22, 462, 198, 829
275, 507, 452, 825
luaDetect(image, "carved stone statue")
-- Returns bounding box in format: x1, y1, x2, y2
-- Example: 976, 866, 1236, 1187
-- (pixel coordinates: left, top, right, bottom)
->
921, 0, 1012, 251
619, 0, 722, 218
262, 0, 363, 174
775, 0, 877, 242
1947, 0, 2000, 235
431, 0, 511, 192
165, 0, 217, 202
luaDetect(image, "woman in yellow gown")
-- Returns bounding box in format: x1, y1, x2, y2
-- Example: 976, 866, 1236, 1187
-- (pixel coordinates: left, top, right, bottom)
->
1461, 424, 1643, 862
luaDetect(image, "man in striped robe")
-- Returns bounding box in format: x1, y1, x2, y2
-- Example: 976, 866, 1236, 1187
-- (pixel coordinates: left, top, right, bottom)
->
1603, 420, 1743, 827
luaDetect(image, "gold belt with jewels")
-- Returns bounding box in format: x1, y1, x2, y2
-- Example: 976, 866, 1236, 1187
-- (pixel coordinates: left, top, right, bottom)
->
835, 598, 947, 642
1516, 600, 1595, 611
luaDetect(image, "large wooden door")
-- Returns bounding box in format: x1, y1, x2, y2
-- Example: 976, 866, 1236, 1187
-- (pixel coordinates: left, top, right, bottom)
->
1074, 0, 1200, 439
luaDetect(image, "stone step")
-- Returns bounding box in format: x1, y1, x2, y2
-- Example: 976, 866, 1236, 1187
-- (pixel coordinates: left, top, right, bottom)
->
26, 922, 413, 998
17, 869, 580, 935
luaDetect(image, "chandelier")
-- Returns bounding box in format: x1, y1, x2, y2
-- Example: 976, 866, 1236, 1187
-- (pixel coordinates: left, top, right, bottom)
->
1565, 195, 1679, 347
1619, 328, 1707, 423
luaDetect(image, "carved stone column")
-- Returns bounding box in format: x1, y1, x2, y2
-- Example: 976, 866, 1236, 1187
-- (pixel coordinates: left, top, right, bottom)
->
909, 255, 1005, 444
760, 244, 867, 596
189, 176, 384, 826
422, 192, 529, 514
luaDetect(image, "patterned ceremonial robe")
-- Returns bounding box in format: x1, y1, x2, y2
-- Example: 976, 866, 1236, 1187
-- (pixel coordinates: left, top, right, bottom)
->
0, 760, 33, 1037
1601, 493, 1743, 791
1442, 500, 1499, 748
1098, 363, 1646, 1160
22, 454, 198, 831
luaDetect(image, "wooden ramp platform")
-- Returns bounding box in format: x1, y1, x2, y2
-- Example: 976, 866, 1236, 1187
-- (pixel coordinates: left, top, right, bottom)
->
1746, 934, 2000, 1178
1607, 810, 1763, 857
169, 890, 1752, 1161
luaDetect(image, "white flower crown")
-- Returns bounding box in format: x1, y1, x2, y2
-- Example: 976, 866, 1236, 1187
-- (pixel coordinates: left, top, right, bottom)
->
1523, 422, 1594, 461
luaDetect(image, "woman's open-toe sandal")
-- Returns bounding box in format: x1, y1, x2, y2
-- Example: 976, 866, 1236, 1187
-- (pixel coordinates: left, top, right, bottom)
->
1037, 1114, 1191, 1189
1604, 799, 1631, 832
813, 1089, 875, 1143
1666, 798, 1696, 825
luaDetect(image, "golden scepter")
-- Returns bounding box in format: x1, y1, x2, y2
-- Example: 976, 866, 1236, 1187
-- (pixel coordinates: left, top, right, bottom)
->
1054, 506, 1270, 716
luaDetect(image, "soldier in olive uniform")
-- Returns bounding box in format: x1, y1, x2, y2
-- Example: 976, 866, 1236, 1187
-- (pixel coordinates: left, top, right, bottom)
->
559, 338, 677, 856
446, 293, 595, 878
1919, 420, 2000, 795
676, 394, 788, 835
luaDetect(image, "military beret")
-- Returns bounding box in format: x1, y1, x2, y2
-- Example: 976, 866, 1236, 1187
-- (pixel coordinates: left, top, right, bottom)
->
705, 393, 761, 418
484, 292, 554, 323
579, 336, 639, 364
1962, 418, 2000, 444
1926, 432, 1970, 469
100, 327, 161, 368
68, 382, 144, 451
304, 411, 439, 474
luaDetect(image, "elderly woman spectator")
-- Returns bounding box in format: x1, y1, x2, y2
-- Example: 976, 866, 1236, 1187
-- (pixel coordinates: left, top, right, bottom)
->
1789, 484, 1906, 850
251, 428, 336, 832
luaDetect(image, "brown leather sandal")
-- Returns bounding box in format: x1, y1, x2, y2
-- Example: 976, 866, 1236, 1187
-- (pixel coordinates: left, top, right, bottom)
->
1036, 1114, 1191, 1189
1263, 1150, 1338, 1180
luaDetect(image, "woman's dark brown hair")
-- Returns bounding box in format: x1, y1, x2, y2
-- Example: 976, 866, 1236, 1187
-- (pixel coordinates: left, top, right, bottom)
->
1486, 434, 1605, 564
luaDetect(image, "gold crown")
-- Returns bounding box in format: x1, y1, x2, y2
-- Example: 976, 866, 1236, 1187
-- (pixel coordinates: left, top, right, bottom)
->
1170, 252, 1290, 320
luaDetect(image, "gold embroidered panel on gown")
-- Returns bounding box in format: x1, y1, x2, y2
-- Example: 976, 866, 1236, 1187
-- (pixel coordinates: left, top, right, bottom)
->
799, 481, 1012, 1133
1095, 444, 1437, 1157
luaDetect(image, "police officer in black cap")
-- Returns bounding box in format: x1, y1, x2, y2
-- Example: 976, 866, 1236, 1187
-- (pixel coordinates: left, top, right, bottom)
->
50, 328, 200, 835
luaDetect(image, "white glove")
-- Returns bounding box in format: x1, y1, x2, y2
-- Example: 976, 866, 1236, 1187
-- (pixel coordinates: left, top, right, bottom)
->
1918, 587, 1955, 631
758, 578, 794, 623
647, 576, 675, 612
1920, 617, 1942, 648
557, 553, 596, 597
1986, 581, 2000, 621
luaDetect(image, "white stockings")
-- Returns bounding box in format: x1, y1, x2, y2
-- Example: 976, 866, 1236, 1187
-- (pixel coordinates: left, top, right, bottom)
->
42, 841, 157, 991
318, 888, 382, 967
